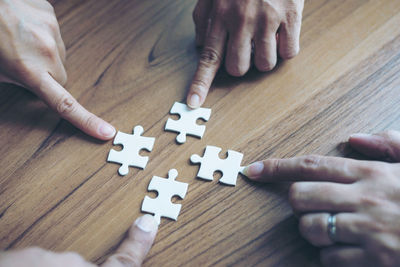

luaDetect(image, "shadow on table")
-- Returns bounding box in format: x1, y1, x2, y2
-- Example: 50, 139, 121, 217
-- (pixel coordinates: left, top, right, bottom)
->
0, 83, 106, 145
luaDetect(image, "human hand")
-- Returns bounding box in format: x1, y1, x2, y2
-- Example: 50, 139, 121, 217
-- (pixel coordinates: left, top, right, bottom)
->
187, 0, 304, 108
243, 130, 400, 266
0, 0, 115, 140
0, 214, 158, 267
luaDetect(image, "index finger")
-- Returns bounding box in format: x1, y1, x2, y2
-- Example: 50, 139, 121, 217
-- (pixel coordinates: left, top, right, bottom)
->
187, 17, 227, 108
243, 155, 370, 184
35, 73, 116, 140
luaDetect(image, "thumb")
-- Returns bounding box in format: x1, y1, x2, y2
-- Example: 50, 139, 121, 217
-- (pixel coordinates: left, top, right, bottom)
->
101, 215, 158, 267
349, 130, 400, 162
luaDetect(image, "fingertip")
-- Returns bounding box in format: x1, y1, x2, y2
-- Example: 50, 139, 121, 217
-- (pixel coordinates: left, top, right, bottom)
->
98, 122, 116, 140
349, 133, 372, 140
187, 93, 202, 109
101, 215, 158, 267
133, 214, 159, 235
348, 133, 377, 148
243, 161, 264, 179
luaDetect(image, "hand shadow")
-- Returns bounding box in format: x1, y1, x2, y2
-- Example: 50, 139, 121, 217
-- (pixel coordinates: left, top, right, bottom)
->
0, 83, 105, 145
331, 141, 373, 161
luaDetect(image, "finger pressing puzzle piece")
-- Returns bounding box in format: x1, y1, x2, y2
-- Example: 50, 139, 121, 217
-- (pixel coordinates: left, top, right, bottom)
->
191, 145, 244, 186
107, 125, 155, 176
141, 169, 188, 224
165, 102, 211, 144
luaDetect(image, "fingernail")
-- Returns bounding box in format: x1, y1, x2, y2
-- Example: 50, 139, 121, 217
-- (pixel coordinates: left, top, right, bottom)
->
349, 133, 372, 139
99, 123, 116, 138
134, 214, 158, 233
243, 161, 264, 178
188, 94, 200, 109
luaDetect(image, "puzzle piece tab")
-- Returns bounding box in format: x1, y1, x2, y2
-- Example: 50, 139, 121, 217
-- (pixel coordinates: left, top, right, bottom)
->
191, 145, 244, 186
165, 102, 211, 144
141, 169, 188, 224
107, 125, 155, 176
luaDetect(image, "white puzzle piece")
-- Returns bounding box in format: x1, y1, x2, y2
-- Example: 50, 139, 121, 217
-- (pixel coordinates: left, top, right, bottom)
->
141, 169, 188, 225
165, 102, 211, 144
190, 145, 244, 186
107, 125, 155, 176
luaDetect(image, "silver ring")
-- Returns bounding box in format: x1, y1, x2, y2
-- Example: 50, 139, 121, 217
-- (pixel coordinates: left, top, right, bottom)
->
327, 214, 337, 242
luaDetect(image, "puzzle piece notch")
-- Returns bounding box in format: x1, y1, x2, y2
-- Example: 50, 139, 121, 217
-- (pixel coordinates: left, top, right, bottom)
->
165, 102, 211, 144
107, 125, 155, 176
190, 145, 244, 186
141, 169, 188, 225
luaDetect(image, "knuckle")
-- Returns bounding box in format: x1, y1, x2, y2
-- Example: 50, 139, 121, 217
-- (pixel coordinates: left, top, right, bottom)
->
46, 18, 60, 34
232, 2, 257, 28
200, 46, 222, 66
358, 193, 386, 210
285, 8, 301, 26
365, 219, 386, 234
83, 114, 98, 132
265, 11, 281, 29
38, 37, 58, 60
270, 158, 282, 177
260, 2, 281, 27
191, 78, 209, 93
357, 163, 384, 178
56, 95, 76, 116
298, 155, 321, 176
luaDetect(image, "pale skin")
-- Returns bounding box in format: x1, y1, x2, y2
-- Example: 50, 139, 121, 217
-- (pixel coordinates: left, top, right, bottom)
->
0, 214, 158, 267
244, 130, 400, 267
187, 0, 304, 108
0, 0, 116, 140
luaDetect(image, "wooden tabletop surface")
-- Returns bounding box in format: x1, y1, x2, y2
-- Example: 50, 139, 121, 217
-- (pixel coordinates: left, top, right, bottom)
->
2, 0, 400, 266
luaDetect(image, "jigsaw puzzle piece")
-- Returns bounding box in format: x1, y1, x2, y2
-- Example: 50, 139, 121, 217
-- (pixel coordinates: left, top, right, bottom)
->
191, 145, 244, 186
107, 125, 155, 176
190, 146, 222, 181
218, 150, 243, 185
141, 169, 188, 224
165, 102, 211, 144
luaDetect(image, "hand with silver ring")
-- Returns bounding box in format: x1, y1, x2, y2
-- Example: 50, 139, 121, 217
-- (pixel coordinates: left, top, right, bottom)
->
327, 214, 337, 243
243, 130, 400, 267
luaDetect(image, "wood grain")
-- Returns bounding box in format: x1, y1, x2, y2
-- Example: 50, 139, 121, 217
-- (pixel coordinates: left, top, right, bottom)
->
1, 0, 400, 266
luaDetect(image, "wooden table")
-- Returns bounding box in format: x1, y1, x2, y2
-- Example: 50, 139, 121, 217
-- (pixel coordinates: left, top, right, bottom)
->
1, 0, 400, 266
